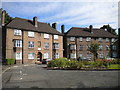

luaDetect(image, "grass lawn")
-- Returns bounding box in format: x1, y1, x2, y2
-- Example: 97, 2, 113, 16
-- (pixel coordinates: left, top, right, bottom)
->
108, 64, 120, 69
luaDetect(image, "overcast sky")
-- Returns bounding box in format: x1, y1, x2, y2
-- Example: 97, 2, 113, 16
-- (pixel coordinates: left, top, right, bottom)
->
2, 0, 119, 33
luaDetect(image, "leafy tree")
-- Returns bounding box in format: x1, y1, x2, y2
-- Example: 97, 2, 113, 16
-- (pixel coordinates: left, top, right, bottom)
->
100, 24, 117, 35
89, 43, 100, 61
4, 10, 13, 24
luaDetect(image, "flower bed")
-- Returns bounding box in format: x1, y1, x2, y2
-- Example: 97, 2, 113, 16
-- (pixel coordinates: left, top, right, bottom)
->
47, 58, 120, 70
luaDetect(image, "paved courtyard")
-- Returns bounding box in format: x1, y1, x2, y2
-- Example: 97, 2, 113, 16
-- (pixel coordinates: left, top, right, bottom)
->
2, 64, 119, 88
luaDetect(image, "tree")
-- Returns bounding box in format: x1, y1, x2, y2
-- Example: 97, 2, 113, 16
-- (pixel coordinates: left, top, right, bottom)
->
100, 24, 117, 35
89, 43, 100, 61
4, 10, 13, 24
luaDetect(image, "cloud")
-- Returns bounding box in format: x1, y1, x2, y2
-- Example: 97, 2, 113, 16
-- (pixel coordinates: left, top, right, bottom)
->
2, 1, 118, 32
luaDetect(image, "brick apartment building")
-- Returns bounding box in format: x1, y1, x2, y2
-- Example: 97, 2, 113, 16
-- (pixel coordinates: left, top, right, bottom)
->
2, 11, 63, 64
63, 25, 118, 60
1, 10, 119, 64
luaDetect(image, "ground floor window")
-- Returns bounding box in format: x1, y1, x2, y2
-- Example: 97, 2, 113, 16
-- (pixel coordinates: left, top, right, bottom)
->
70, 53, 76, 58
99, 53, 104, 59
54, 53, 59, 59
15, 52, 22, 60
44, 53, 49, 59
112, 52, 117, 57
28, 53, 34, 59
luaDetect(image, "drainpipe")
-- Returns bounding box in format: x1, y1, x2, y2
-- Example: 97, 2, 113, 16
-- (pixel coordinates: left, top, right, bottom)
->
22, 30, 24, 64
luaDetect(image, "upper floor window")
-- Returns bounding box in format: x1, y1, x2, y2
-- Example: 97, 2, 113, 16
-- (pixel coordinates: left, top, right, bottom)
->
70, 53, 76, 58
14, 40, 22, 47
99, 45, 103, 50
53, 43, 59, 49
98, 38, 103, 42
106, 45, 110, 50
79, 37, 83, 41
28, 31, 34, 37
70, 44, 76, 50
112, 45, 117, 50
54, 53, 59, 59
80, 45, 83, 51
86, 37, 91, 42
15, 52, 22, 60
54, 35, 59, 40
44, 34, 49, 39
28, 41, 34, 48
44, 53, 49, 59
86, 45, 90, 51
111, 38, 115, 42
44, 43, 49, 49
106, 38, 110, 43
70, 37, 75, 41
14, 29, 21, 35
28, 53, 34, 59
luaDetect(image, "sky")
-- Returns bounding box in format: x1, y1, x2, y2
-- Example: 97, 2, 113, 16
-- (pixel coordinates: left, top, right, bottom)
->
1, 0, 119, 33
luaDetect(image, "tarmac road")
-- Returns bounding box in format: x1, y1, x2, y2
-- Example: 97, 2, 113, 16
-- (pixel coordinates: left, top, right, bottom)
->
2, 64, 120, 88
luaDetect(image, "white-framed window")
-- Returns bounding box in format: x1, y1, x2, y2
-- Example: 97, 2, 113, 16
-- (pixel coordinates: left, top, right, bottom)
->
54, 35, 58, 40
44, 34, 49, 39
28, 31, 34, 37
99, 45, 103, 50
106, 38, 110, 43
14, 29, 22, 35
70, 44, 76, 50
99, 53, 104, 59
15, 52, 22, 60
87, 53, 92, 59
86, 45, 90, 51
44, 53, 49, 59
28, 53, 34, 59
28, 41, 34, 48
79, 37, 83, 41
111, 38, 115, 42
14, 40, 22, 47
112, 45, 117, 50
79, 54, 83, 57
80, 45, 83, 50
54, 53, 59, 59
106, 45, 110, 50
112, 52, 117, 57
98, 38, 103, 42
53, 43, 59, 49
44, 43, 49, 49
86, 37, 91, 42
70, 37, 75, 41
70, 53, 76, 58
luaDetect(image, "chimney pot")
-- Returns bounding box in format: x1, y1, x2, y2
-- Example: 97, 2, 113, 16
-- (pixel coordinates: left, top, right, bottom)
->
52, 23, 57, 29
61, 25, 65, 33
2, 10, 6, 26
89, 25, 93, 33
33, 16, 38, 27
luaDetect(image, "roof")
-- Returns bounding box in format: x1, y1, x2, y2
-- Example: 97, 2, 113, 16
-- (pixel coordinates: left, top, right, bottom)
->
65, 27, 117, 38
6, 17, 63, 35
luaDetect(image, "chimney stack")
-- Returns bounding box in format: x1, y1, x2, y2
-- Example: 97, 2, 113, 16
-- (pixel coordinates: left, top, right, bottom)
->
1, 10, 5, 26
33, 16, 38, 27
89, 25, 93, 33
48, 23, 50, 26
61, 25, 65, 33
52, 23, 57, 29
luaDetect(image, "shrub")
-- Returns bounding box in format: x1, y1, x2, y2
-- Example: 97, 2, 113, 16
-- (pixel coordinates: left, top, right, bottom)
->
77, 61, 84, 69
68, 60, 78, 68
6, 58, 15, 65
92, 60, 103, 67
47, 58, 68, 68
